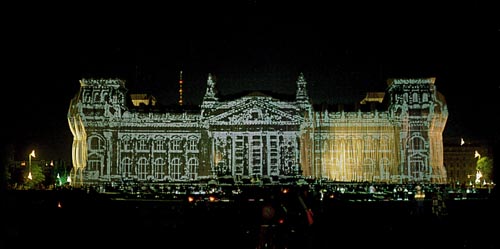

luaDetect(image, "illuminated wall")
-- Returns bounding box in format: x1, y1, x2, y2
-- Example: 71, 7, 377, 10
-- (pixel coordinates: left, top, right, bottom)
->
299, 78, 448, 183
302, 111, 400, 182
67, 74, 448, 186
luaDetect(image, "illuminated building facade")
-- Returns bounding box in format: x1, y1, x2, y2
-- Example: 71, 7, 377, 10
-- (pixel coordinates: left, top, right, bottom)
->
67, 73, 448, 186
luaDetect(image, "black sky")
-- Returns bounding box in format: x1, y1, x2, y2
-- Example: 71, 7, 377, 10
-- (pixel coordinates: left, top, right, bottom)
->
3, 3, 499, 162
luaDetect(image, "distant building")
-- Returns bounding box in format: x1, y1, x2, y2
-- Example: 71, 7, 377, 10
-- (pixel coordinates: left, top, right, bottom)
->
129, 93, 157, 107
443, 137, 491, 186
67, 73, 448, 186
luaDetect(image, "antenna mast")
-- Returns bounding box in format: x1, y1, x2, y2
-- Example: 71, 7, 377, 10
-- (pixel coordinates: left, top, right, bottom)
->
178, 70, 183, 106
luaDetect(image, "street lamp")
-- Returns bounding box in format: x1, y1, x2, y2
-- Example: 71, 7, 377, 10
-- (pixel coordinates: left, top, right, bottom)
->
474, 150, 483, 185
28, 150, 35, 180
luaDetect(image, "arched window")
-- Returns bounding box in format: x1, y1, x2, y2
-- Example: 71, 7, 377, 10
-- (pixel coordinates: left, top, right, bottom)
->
93, 92, 100, 102
87, 153, 102, 180
409, 136, 426, 152
412, 92, 419, 103
379, 158, 390, 180
187, 158, 198, 180
346, 158, 358, 181
137, 157, 148, 180
363, 158, 375, 181
89, 136, 104, 151
170, 158, 181, 180
154, 157, 164, 180
121, 157, 132, 177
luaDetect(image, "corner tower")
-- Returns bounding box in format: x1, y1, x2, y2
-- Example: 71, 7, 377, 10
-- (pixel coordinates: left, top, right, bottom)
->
387, 77, 448, 183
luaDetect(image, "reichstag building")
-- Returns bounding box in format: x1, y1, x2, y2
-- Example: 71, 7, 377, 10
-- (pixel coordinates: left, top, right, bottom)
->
67, 73, 448, 186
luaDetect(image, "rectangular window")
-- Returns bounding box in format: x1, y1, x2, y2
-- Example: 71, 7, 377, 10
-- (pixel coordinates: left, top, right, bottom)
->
172, 140, 181, 151
189, 140, 197, 151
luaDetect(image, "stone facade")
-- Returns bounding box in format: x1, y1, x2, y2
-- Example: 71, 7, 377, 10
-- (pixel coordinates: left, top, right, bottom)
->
67, 73, 448, 186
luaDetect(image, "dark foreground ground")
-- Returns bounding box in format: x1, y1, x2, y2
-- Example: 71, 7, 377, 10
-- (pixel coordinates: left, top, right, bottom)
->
2, 189, 498, 249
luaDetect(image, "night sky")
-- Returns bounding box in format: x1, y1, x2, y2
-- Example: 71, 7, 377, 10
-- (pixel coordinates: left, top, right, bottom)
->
3, 3, 499, 163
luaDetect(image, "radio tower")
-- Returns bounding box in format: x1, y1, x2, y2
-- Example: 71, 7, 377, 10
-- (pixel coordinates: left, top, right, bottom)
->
178, 70, 183, 106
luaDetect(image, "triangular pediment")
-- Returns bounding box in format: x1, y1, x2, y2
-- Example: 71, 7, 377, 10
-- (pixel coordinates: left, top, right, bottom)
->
207, 96, 303, 125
